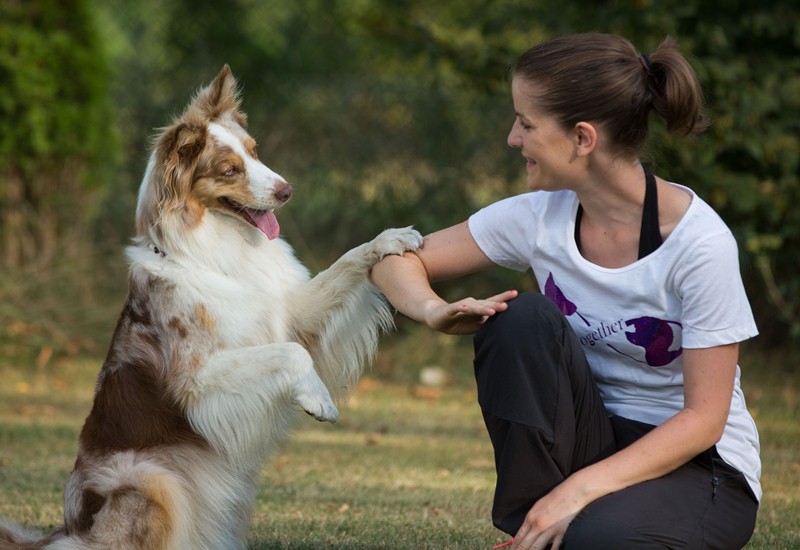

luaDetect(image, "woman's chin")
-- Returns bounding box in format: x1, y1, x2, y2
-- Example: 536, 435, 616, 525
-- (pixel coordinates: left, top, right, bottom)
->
526, 176, 543, 191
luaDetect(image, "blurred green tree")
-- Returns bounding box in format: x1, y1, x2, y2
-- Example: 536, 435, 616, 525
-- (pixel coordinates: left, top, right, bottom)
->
5, 0, 795, 353
96, 0, 800, 341
679, 2, 800, 338
0, 0, 116, 270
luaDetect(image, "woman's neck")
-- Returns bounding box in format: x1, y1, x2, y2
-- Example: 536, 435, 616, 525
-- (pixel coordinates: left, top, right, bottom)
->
572, 161, 692, 268
574, 161, 648, 229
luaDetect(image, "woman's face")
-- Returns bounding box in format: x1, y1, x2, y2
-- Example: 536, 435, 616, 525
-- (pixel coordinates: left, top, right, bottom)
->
507, 78, 581, 192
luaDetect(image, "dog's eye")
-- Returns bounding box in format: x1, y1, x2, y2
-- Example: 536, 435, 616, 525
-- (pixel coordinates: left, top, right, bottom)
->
223, 167, 238, 177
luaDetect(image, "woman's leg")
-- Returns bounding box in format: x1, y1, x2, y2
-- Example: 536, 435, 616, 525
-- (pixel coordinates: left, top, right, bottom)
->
473, 292, 615, 535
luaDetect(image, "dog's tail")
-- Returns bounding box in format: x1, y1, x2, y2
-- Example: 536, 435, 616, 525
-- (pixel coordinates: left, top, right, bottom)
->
0, 520, 69, 549
1, 452, 189, 550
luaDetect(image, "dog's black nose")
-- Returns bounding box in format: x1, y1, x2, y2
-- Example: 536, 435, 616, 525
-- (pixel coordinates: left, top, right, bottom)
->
274, 181, 293, 203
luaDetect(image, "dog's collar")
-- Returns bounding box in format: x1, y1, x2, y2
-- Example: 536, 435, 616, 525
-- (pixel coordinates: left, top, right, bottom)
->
148, 242, 167, 258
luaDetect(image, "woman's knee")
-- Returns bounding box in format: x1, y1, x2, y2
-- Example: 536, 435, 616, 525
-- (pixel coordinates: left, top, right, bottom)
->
501, 291, 561, 322
473, 292, 572, 399
475, 291, 564, 346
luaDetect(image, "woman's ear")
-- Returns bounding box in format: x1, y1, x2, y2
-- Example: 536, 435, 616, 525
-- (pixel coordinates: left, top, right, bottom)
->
573, 122, 599, 157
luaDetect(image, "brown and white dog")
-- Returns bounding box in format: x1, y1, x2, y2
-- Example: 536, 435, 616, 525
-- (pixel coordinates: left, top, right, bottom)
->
0, 66, 421, 549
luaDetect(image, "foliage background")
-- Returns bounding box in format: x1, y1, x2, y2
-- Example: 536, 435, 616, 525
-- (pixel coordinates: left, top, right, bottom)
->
0, 1, 798, 548
1, 0, 798, 364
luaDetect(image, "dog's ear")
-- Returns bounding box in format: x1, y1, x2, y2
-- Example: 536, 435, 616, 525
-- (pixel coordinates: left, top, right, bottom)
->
171, 122, 207, 165
156, 121, 207, 205
206, 65, 237, 111
135, 121, 207, 240
184, 64, 245, 124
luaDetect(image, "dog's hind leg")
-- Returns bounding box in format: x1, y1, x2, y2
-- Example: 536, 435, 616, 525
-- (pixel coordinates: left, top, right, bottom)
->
182, 342, 338, 461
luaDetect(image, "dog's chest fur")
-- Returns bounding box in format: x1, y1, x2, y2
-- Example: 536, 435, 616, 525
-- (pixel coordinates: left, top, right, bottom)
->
128, 216, 310, 347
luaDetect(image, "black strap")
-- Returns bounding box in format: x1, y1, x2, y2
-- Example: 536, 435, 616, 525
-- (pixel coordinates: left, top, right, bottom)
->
638, 168, 663, 258
574, 167, 663, 260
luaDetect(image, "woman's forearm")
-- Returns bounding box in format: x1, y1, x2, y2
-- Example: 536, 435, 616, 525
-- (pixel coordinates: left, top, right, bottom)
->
370, 222, 495, 326
570, 407, 721, 503
370, 251, 445, 326
570, 344, 738, 501
370, 236, 516, 335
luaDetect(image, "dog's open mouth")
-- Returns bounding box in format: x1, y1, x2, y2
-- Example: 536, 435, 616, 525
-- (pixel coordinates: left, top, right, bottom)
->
219, 198, 280, 240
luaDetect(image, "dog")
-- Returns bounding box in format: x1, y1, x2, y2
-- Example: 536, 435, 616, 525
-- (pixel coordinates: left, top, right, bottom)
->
0, 65, 422, 550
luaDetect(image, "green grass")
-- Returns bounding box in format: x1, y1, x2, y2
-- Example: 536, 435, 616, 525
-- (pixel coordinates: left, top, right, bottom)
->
0, 345, 798, 549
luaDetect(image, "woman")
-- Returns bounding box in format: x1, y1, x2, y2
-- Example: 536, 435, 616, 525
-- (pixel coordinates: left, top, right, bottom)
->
371, 33, 760, 549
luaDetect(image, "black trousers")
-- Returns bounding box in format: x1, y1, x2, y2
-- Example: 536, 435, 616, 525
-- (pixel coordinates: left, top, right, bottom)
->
473, 292, 758, 549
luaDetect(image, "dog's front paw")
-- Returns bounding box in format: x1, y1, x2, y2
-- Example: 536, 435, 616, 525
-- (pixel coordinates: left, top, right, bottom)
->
370, 227, 423, 260
293, 372, 339, 423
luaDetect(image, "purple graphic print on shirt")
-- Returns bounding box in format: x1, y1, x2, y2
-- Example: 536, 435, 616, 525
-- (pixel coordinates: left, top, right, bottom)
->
545, 272, 682, 367
622, 316, 683, 366
607, 317, 683, 367
544, 273, 590, 327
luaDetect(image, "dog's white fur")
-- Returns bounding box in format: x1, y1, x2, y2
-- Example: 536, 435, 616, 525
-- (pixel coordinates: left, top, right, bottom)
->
0, 66, 421, 550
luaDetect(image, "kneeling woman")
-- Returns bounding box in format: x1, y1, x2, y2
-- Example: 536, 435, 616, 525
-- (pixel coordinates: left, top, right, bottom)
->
371, 33, 760, 549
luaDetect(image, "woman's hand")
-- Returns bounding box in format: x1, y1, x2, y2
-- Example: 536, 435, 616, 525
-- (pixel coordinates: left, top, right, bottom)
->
511, 478, 590, 550
371, 221, 509, 332
424, 290, 518, 335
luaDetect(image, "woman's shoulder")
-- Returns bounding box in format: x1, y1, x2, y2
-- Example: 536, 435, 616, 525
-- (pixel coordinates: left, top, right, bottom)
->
658, 179, 692, 239
480, 190, 576, 215
664, 182, 733, 242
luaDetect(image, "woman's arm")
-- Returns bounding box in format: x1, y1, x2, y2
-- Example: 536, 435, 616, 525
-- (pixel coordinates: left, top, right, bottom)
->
511, 342, 739, 549
371, 221, 517, 334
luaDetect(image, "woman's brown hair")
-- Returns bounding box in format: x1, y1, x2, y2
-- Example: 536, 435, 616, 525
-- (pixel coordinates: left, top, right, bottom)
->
512, 33, 709, 159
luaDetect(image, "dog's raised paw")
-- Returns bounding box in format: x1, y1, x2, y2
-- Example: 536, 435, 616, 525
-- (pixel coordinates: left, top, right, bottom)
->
370, 227, 423, 259
304, 403, 339, 423
296, 392, 339, 423
293, 374, 339, 423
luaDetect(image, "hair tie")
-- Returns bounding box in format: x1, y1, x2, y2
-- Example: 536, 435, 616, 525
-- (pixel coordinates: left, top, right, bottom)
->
639, 54, 653, 75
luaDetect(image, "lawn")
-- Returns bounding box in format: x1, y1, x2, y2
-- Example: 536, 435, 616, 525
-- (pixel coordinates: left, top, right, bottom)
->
0, 345, 798, 549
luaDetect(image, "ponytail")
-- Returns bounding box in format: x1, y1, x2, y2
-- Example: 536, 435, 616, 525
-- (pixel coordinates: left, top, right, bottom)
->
645, 36, 710, 136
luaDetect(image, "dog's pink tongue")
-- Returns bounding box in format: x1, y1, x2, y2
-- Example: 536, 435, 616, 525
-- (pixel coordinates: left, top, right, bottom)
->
247, 209, 280, 240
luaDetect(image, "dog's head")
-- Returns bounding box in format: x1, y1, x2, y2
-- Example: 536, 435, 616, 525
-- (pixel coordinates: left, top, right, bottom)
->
136, 65, 290, 247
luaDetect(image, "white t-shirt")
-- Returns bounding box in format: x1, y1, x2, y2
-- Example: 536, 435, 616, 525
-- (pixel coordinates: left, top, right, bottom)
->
469, 187, 762, 501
